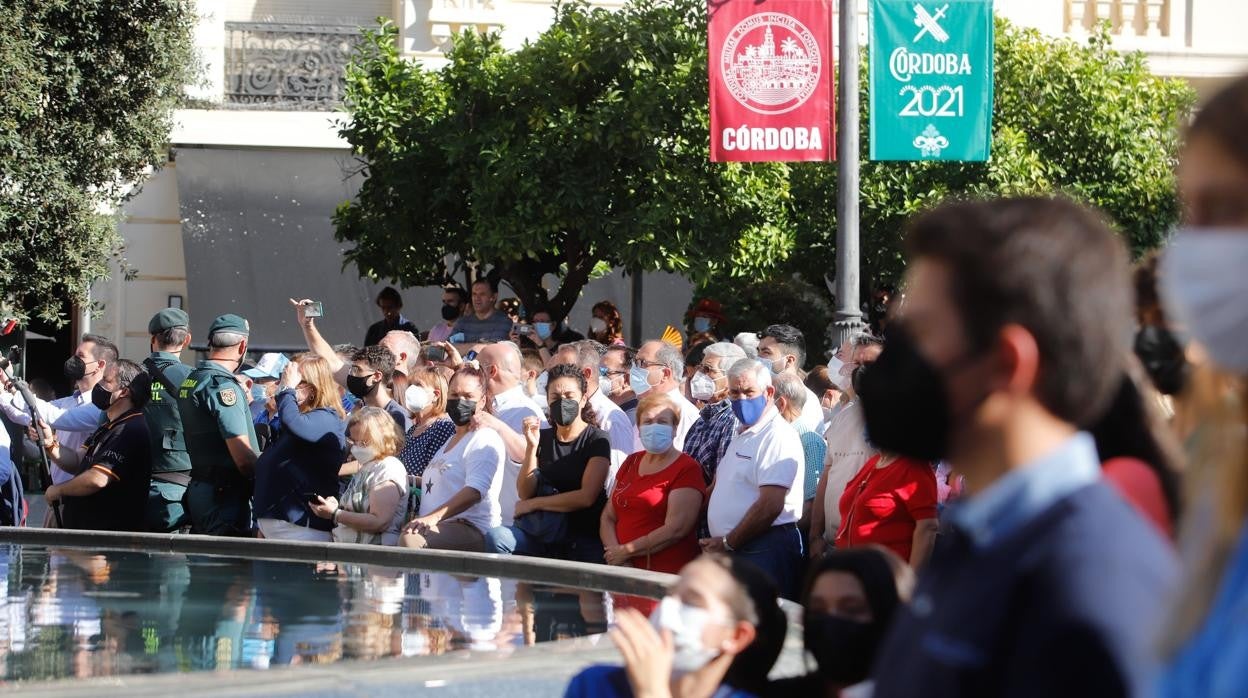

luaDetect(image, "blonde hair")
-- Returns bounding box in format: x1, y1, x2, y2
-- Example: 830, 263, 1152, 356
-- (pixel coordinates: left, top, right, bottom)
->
1162, 365, 1247, 655
297, 354, 346, 419
347, 406, 404, 459
408, 367, 448, 418
636, 392, 679, 428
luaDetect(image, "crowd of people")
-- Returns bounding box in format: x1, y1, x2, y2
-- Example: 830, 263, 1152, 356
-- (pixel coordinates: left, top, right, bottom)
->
3, 73, 1248, 698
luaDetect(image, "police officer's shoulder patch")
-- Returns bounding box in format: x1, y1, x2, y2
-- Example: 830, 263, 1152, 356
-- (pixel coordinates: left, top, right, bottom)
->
219, 387, 237, 406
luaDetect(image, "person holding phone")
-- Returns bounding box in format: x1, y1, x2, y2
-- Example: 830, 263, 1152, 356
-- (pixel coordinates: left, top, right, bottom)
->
253, 355, 348, 541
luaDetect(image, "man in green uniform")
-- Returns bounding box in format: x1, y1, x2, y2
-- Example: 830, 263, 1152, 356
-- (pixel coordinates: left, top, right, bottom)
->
178, 314, 259, 536
143, 309, 195, 532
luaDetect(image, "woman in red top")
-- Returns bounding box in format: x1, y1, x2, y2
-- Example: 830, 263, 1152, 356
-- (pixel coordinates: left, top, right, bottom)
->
835, 452, 939, 568
601, 392, 706, 573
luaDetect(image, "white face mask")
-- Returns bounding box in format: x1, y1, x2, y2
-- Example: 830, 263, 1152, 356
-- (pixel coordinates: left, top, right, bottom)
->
826, 356, 850, 393
535, 371, 549, 399
589, 317, 608, 334
649, 596, 722, 674
404, 384, 432, 414
1160, 229, 1248, 372
689, 371, 718, 402
351, 445, 378, 465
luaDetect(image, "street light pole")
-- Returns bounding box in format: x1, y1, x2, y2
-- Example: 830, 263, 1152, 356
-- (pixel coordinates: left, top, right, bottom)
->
833, 0, 866, 347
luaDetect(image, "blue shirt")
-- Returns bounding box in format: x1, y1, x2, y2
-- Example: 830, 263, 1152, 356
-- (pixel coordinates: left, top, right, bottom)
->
947, 431, 1101, 547
252, 390, 347, 530
565, 665, 757, 698
872, 433, 1178, 698
1159, 521, 1248, 697
683, 399, 738, 485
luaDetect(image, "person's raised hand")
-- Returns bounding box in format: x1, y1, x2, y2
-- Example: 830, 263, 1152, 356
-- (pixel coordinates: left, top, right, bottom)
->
522, 416, 540, 449
280, 360, 302, 391
435, 341, 463, 369
610, 608, 674, 698
289, 298, 315, 329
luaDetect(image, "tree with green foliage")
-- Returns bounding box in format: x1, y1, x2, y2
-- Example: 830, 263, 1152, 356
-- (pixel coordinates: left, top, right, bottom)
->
0, 0, 198, 325
787, 20, 1196, 289
334, 0, 792, 321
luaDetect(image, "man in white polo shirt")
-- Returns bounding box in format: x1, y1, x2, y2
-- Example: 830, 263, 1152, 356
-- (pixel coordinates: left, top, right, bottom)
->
700, 359, 805, 600
472, 342, 548, 553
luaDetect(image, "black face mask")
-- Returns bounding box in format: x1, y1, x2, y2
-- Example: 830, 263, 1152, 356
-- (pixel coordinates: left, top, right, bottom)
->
91, 383, 114, 411
446, 398, 477, 427
346, 374, 379, 400
1133, 326, 1189, 396
64, 356, 87, 382
549, 398, 581, 427
803, 612, 882, 686
441, 304, 460, 321
858, 326, 956, 462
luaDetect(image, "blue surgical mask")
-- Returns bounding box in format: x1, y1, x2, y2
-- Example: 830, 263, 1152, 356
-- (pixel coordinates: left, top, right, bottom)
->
1161, 229, 1248, 372
251, 384, 267, 401
732, 394, 769, 426
629, 365, 654, 396
693, 317, 712, 333
535, 322, 553, 340
639, 424, 675, 453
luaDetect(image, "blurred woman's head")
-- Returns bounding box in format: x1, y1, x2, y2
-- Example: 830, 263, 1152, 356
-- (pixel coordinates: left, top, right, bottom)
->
590, 300, 624, 341
404, 367, 448, 420
656, 555, 786, 693
801, 547, 915, 686
296, 355, 346, 418
1161, 73, 1248, 655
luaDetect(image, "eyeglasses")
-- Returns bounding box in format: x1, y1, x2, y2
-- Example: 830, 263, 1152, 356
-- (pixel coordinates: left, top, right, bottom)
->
631, 360, 662, 371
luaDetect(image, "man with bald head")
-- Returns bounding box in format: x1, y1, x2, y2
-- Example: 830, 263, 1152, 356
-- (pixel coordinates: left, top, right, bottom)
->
473, 342, 548, 544
631, 340, 700, 451
380, 329, 421, 400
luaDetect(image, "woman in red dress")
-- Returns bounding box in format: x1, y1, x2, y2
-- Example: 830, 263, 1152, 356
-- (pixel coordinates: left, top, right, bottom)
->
835, 452, 939, 568
601, 392, 706, 573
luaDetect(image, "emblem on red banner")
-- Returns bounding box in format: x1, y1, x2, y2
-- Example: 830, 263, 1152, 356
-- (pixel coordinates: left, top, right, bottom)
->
709, 0, 835, 162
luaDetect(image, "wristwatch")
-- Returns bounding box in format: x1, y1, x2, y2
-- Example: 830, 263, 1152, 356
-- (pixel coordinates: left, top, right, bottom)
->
331, 507, 341, 525
721, 535, 734, 552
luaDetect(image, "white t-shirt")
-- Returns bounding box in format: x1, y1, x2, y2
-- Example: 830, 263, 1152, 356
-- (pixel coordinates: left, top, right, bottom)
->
707, 409, 804, 539
655, 386, 701, 453
420, 428, 505, 533
589, 388, 638, 493
797, 385, 825, 433
491, 384, 548, 526
821, 402, 877, 541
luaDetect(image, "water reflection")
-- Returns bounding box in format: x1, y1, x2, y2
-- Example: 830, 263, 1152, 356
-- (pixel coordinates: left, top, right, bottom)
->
0, 546, 648, 682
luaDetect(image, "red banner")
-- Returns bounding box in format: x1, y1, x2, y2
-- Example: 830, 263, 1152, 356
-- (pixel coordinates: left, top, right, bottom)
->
709, 0, 835, 162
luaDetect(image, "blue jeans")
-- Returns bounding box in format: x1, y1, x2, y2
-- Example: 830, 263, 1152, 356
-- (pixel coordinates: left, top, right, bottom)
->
733, 523, 804, 601
485, 525, 604, 564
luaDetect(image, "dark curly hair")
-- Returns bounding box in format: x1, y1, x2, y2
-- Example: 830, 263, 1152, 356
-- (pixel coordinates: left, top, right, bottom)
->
544, 363, 598, 427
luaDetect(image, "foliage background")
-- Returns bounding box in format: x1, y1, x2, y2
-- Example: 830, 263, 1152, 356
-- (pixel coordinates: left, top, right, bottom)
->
0, 0, 198, 325
337, 9, 1194, 363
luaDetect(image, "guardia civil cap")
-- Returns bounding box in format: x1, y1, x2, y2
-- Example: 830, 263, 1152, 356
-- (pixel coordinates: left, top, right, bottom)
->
207, 313, 250, 337
148, 308, 190, 335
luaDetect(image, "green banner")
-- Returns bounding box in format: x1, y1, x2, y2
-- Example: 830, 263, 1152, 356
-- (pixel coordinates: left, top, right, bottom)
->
869, 0, 994, 161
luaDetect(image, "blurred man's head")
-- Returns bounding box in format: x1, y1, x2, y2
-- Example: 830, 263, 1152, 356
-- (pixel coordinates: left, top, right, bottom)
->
858, 196, 1131, 476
